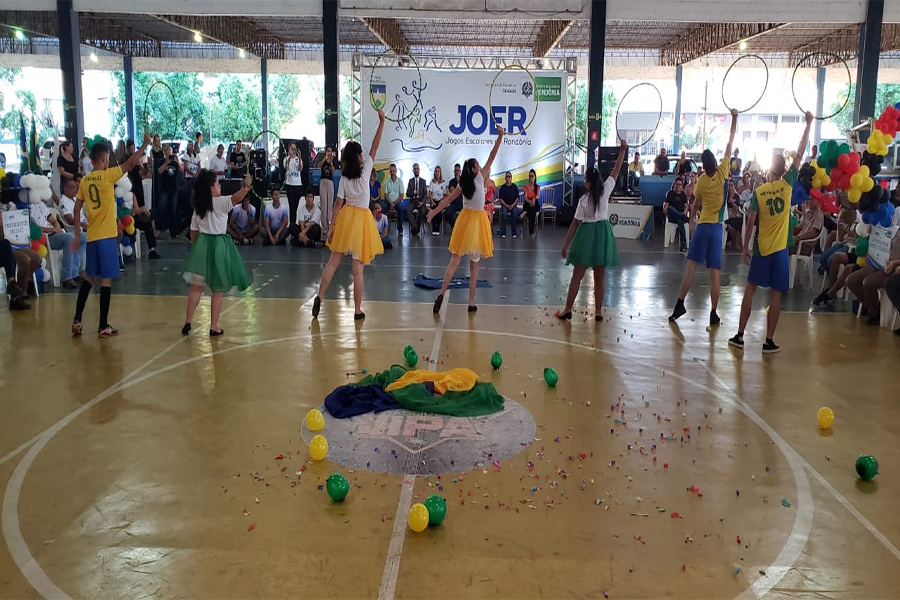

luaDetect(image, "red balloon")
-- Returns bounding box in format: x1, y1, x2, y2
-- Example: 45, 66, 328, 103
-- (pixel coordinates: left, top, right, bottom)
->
849, 151, 860, 164
837, 154, 850, 169
840, 175, 852, 190
38, 233, 47, 246
30, 240, 40, 251
122, 215, 133, 227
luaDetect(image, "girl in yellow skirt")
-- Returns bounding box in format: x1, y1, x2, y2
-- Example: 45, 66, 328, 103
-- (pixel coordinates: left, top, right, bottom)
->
427, 127, 505, 314
312, 109, 386, 321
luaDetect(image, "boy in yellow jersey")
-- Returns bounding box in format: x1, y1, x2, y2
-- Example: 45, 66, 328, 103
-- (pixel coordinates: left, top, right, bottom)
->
70, 131, 151, 338
729, 112, 813, 354
670, 109, 738, 326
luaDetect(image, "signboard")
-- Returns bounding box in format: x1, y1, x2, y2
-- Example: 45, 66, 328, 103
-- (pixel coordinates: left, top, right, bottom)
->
867, 225, 898, 270
608, 204, 653, 239
360, 67, 566, 193
1, 209, 30, 246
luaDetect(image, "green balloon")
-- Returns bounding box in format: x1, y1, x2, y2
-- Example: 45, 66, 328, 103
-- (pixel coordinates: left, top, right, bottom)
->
855, 455, 879, 481
424, 494, 447, 525
326, 472, 350, 502
404, 345, 418, 367
29, 221, 42, 241
490, 351, 502, 370
856, 237, 869, 256
543, 367, 559, 387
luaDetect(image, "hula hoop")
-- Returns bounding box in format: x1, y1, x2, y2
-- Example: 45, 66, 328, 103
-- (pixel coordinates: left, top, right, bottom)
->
248, 129, 289, 203
488, 64, 539, 136
791, 52, 852, 120
142, 81, 178, 141
368, 51, 424, 124
721, 54, 769, 114
614, 82, 662, 148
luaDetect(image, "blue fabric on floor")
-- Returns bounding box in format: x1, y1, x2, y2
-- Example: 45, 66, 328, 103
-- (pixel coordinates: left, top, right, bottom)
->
413, 274, 492, 289
325, 384, 401, 418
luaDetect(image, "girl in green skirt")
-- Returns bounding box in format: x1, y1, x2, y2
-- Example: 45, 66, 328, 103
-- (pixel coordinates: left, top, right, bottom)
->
557, 139, 627, 322
182, 170, 253, 336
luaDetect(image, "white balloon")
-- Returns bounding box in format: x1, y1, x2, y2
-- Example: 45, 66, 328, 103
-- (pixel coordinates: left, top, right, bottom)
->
20, 174, 34, 189
36, 175, 51, 190
41, 268, 50, 281
41, 258, 47, 268
114, 186, 124, 199
116, 175, 132, 192
18, 189, 29, 203
40, 187, 52, 201
856, 221, 870, 238
122, 245, 133, 257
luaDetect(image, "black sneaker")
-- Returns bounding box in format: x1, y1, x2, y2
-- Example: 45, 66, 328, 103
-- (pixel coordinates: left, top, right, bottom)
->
148, 249, 161, 260
811, 291, 831, 307
728, 333, 744, 349
433, 293, 444, 314
119, 261, 125, 272
312, 296, 321, 318
8, 295, 30, 311
669, 299, 686, 322
709, 310, 720, 327
894, 328, 900, 336
762, 339, 780, 354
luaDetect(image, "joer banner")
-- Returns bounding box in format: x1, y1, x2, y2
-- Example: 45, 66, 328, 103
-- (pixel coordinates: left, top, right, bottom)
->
361, 66, 566, 194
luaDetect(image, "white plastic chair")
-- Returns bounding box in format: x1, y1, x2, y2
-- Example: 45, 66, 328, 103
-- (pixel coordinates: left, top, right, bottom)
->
47, 248, 63, 287
663, 221, 689, 248
789, 238, 816, 289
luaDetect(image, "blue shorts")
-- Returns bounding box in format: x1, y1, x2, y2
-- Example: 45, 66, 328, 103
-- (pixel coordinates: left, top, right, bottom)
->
748, 249, 789, 291
85, 238, 120, 279
686, 223, 723, 269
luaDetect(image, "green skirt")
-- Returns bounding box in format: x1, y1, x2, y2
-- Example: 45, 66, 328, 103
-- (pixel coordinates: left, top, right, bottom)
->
182, 233, 252, 292
566, 220, 619, 267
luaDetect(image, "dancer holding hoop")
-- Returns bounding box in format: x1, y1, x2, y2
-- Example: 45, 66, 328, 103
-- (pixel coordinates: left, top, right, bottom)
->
427, 126, 505, 314
728, 111, 814, 354
669, 108, 739, 327
556, 139, 627, 322
311, 110, 387, 321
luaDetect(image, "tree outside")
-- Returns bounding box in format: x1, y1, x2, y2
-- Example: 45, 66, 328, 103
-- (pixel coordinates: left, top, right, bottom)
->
828, 83, 900, 133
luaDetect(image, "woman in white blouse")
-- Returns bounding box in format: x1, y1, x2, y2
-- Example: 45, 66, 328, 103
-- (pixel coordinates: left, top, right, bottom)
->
428, 165, 447, 236
283, 142, 304, 225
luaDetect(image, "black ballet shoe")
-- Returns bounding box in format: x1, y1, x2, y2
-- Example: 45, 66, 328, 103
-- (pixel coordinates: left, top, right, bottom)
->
312, 296, 321, 318
181, 323, 191, 335
555, 310, 572, 321
433, 293, 444, 314
354, 312, 366, 321
595, 315, 603, 322
209, 328, 224, 337
467, 305, 478, 313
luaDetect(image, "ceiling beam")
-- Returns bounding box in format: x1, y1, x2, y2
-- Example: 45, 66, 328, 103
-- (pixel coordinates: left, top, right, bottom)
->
660, 22, 785, 66
155, 14, 284, 59
360, 17, 409, 54
532, 19, 572, 57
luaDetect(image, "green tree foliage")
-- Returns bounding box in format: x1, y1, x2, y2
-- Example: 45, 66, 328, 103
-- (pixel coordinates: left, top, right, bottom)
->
574, 81, 617, 149
828, 83, 900, 133
268, 74, 301, 138
215, 75, 262, 142
0, 89, 37, 139
112, 71, 207, 141
313, 76, 353, 142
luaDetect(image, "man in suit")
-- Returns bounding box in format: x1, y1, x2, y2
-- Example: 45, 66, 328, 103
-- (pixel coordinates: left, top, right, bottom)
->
406, 163, 428, 236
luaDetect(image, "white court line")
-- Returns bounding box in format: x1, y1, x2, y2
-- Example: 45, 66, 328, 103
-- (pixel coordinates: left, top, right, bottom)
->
378, 290, 449, 600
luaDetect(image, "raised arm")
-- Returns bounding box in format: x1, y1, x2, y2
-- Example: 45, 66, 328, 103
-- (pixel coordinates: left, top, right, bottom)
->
609, 139, 628, 181
723, 109, 739, 162
481, 127, 505, 181
122, 132, 151, 173
792, 111, 814, 173
369, 110, 386, 160
426, 186, 462, 222
229, 175, 253, 206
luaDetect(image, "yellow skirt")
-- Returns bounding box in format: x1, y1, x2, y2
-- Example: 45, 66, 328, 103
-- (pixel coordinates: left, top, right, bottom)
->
448, 208, 493, 262
326, 205, 384, 265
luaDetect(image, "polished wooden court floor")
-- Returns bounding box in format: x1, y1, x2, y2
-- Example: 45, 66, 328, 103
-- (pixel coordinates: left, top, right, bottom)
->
2, 237, 900, 599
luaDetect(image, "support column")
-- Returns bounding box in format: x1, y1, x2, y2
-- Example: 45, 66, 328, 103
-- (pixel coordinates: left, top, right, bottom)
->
673, 64, 683, 154
124, 55, 135, 140
261, 57, 269, 151
323, 0, 340, 150
57, 0, 83, 144
585, 0, 606, 172
853, 0, 884, 136
814, 67, 825, 147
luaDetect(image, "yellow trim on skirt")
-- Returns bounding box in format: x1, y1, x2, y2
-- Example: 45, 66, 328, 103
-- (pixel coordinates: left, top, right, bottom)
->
326, 204, 385, 265
448, 208, 493, 262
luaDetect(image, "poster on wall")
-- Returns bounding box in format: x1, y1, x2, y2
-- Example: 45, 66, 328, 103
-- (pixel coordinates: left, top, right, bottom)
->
360, 66, 566, 200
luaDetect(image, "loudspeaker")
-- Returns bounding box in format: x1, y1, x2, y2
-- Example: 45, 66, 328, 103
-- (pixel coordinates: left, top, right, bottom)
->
557, 203, 577, 227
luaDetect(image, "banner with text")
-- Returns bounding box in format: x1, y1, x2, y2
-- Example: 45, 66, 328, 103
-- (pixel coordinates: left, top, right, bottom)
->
2, 209, 29, 246
361, 66, 566, 195
608, 204, 653, 239
867, 225, 898, 270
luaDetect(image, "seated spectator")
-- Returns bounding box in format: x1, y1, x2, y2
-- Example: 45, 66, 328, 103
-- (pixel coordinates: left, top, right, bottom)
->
370, 169, 385, 213
428, 166, 447, 236
790, 195, 823, 255
675, 151, 693, 177
819, 191, 857, 274
497, 171, 519, 238
446, 163, 463, 227
846, 230, 900, 325
724, 179, 744, 250
124, 138, 160, 259
291, 190, 322, 248
813, 246, 859, 307
58, 179, 87, 231
663, 177, 689, 252
884, 262, 900, 335
406, 163, 428, 236
29, 196, 85, 288
627, 152, 643, 191
652, 149, 669, 175
0, 238, 29, 309
521, 169, 540, 237
262, 190, 290, 246
729, 148, 742, 178
228, 196, 259, 244
736, 172, 753, 206
373, 202, 392, 249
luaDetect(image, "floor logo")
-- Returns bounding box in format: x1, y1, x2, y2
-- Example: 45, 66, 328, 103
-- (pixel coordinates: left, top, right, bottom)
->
301, 399, 536, 474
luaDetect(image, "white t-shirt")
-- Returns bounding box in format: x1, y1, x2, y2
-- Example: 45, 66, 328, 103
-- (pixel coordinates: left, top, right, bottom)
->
298, 204, 321, 227
336, 155, 374, 208
29, 201, 52, 228
232, 204, 256, 231
60, 194, 87, 228
209, 155, 228, 177
429, 181, 447, 203
285, 156, 303, 186
462, 173, 486, 210
182, 153, 201, 178
265, 202, 288, 230
574, 177, 615, 223
191, 195, 235, 235
81, 155, 93, 176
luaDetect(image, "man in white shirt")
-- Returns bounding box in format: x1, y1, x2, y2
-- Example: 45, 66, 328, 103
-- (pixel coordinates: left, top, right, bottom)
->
209, 144, 227, 179
58, 179, 87, 230
383, 163, 404, 236
30, 197, 86, 287
227, 197, 259, 244
291, 190, 322, 248
262, 190, 290, 246
181, 141, 201, 181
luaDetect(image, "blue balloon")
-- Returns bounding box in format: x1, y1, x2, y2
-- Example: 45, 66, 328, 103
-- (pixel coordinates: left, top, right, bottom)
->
11, 174, 20, 188
34, 268, 43, 283
880, 203, 896, 227
862, 211, 877, 225
791, 182, 809, 206
894, 101, 900, 110
121, 235, 132, 247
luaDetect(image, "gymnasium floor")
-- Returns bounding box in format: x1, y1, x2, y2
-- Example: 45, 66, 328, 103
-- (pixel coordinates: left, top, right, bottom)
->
2, 226, 900, 599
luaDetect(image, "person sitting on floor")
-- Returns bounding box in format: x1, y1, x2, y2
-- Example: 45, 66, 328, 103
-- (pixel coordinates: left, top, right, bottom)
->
373, 202, 392, 249
227, 196, 259, 245
262, 190, 290, 246
291, 190, 322, 248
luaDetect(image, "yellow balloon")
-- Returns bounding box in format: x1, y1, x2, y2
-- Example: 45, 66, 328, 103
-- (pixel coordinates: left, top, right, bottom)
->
850, 173, 863, 189
870, 129, 883, 143
857, 256, 868, 268
884, 134, 894, 145
309, 434, 328, 461
848, 188, 861, 203
811, 159, 820, 170
861, 176, 875, 192
305, 408, 326, 431
37, 244, 48, 258
408, 503, 430, 532
125, 223, 136, 235
859, 165, 870, 179
812, 176, 822, 189
817, 406, 835, 429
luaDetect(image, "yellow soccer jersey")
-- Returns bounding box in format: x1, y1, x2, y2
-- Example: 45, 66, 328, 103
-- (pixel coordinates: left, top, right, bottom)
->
696, 158, 729, 224
77, 166, 123, 241
749, 167, 797, 256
